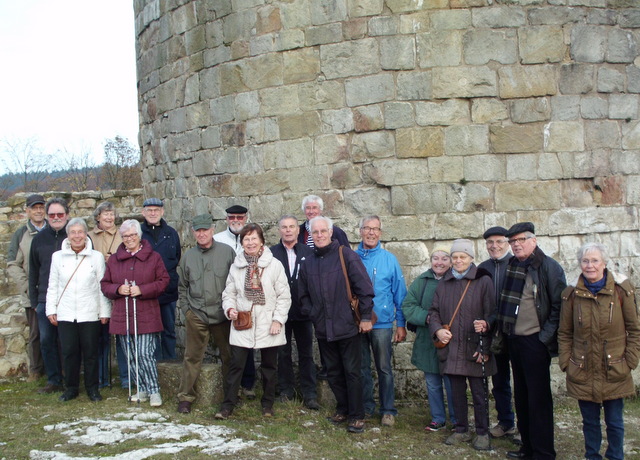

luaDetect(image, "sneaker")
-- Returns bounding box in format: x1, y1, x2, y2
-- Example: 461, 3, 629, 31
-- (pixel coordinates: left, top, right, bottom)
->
490, 423, 516, 438
381, 414, 395, 427
473, 434, 491, 451
149, 393, 162, 407
444, 431, 473, 445
177, 401, 192, 414
214, 408, 232, 420
241, 387, 256, 400
425, 421, 446, 432
131, 391, 148, 402
347, 419, 365, 433
327, 413, 348, 425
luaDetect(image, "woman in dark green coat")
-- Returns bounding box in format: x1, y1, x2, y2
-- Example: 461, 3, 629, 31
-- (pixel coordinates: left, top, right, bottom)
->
402, 245, 456, 432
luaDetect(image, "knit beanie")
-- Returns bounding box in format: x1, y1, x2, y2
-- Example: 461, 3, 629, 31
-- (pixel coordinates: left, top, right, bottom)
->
450, 239, 474, 258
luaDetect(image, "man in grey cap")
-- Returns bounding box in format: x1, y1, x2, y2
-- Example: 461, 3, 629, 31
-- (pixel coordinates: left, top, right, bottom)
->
497, 222, 566, 460
176, 214, 236, 413
7, 194, 47, 381
141, 197, 181, 360
478, 227, 518, 442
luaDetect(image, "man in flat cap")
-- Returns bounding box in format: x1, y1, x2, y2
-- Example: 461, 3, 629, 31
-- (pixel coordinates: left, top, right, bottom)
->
176, 214, 236, 413
478, 227, 518, 443
7, 194, 47, 381
497, 222, 566, 460
141, 198, 181, 360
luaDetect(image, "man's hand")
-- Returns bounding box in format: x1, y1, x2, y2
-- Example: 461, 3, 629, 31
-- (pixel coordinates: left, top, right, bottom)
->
359, 320, 373, 333
394, 326, 407, 343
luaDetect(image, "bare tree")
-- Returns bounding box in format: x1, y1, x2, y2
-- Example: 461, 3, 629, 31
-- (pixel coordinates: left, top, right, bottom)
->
55, 145, 98, 192
1, 137, 52, 192
101, 135, 141, 190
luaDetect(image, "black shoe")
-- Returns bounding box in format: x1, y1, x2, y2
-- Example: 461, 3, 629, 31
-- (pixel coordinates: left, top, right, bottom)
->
304, 399, 320, 410
59, 390, 79, 402
37, 383, 64, 394
317, 369, 328, 380
88, 390, 102, 402
506, 450, 532, 459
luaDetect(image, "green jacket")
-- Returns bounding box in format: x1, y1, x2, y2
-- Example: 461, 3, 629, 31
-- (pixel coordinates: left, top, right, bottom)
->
7, 220, 41, 300
177, 240, 236, 325
402, 269, 441, 374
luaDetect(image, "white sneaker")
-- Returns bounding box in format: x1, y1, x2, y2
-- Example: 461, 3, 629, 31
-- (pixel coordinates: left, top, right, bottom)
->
150, 393, 162, 407
131, 391, 148, 402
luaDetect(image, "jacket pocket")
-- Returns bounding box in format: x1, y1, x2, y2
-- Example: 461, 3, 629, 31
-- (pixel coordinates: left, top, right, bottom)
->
605, 356, 630, 382
566, 355, 588, 384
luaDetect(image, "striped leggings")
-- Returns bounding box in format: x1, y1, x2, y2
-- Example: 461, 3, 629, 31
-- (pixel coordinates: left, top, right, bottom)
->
118, 333, 160, 395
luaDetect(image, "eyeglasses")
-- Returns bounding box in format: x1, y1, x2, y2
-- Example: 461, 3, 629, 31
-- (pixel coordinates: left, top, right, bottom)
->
47, 213, 66, 219
227, 215, 246, 221
508, 236, 533, 245
122, 233, 139, 240
361, 226, 381, 233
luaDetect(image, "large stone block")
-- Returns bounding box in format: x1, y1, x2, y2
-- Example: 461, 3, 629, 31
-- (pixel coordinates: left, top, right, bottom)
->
518, 26, 565, 64
363, 158, 430, 186
432, 66, 497, 98
343, 187, 391, 215
245, 117, 279, 144
353, 105, 384, 132
571, 25, 606, 63
382, 215, 435, 241
490, 124, 544, 154
417, 30, 463, 68
559, 64, 595, 95
498, 65, 557, 98
609, 94, 639, 120
279, 0, 311, 29
622, 121, 640, 149
386, 0, 446, 13
511, 97, 551, 124
315, 134, 349, 165
396, 127, 444, 158
463, 154, 505, 182
557, 150, 611, 179
345, 73, 395, 106
298, 80, 345, 111
259, 85, 299, 117
507, 153, 538, 181
584, 120, 621, 149
433, 211, 486, 239
380, 36, 416, 70
242, 53, 283, 90
330, 162, 364, 189
416, 99, 469, 126
472, 6, 526, 28
305, 23, 343, 46
597, 67, 625, 94
463, 29, 518, 65
428, 156, 464, 183
391, 184, 449, 214
551, 95, 580, 121
210, 95, 235, 124
495, 181, 562, 211
607, 28, 638, 64
430, 9, 472, 30
310, 0, 347, 25
471, 98, 509, 123
157, 362, 224, 407
283, 47, 320, 84
544, 121, 585, 153
351, 131, 396, 161
278, 112, 322, 140
235, 91, 260, 121
444, 125, 489, 156
368, 16, 399, 36
264, 138, 314, 170
384, 102, 415, 129
538, 153, 564, 180
611, 150, 640, 175
322, 108, 354, 134
397, 71, 432, 101
320, 38, 380, 79
580, 96, 608, 119
348, 0, 384, 17
548, 207, 637, 235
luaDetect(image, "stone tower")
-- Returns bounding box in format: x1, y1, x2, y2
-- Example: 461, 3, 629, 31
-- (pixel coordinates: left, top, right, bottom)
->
133, 0, 640, 284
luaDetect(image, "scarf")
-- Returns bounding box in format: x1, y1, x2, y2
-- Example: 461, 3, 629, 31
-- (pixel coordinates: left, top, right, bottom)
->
244, 248, 266, 305
583, 271, 607, 295
305, 221, 314, 248
452, 267, 471, 280
498, 256, 532, 333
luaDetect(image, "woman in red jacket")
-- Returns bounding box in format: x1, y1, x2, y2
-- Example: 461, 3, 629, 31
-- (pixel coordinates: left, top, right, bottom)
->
101, 219, 169, 407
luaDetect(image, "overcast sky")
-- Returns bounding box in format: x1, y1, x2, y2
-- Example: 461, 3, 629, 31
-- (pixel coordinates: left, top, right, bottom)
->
0, 0, 139, 168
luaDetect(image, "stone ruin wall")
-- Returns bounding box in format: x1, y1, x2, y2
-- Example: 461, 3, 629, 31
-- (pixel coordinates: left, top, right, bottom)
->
132, 0, 640, 397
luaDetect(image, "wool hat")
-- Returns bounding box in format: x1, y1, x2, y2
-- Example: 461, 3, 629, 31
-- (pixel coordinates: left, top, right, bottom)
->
26, 194, 46, 207
431, 244, 451, 256
143, 197, 163, 207
506, 222, 535, 238
483, 226, 508, 240
450, 239, 474, 258
225, 205, 248, 214
192, 214, 213, 231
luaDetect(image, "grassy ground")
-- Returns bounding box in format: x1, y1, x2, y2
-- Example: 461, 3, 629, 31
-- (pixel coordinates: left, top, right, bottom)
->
2, 376, 640, 459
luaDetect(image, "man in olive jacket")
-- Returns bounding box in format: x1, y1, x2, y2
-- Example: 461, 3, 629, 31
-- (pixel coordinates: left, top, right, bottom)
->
176, 214, 236, 414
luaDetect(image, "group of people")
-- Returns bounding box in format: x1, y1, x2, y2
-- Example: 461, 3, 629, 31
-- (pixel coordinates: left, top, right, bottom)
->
7, 193, 639, 459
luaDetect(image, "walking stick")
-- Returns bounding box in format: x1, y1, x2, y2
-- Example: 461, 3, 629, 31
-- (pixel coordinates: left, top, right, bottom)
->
108, 331, 112, 389
132, 280, 141, 406
125, 279, 132, 402
477, 321, 491, 445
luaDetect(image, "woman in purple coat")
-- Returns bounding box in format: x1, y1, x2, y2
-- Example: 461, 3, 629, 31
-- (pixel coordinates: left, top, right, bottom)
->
101, 219, 169, 407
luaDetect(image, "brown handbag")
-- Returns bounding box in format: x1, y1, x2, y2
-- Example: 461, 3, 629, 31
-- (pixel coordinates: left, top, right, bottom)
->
434, 280, 471, 349
338, 246, 378, 327
233, 304, 254, 331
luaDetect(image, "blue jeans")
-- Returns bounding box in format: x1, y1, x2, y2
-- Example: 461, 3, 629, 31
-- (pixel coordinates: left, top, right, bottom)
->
579, 399, 624, 460
155, 301, 177, 360
36, 303, 62, 386
361, 328, 396, 416
425, 372, 456, 425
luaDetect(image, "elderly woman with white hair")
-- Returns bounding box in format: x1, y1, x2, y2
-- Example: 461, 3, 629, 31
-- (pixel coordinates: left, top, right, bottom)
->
101, 219, 169, 406
559, 242, 640, 460
46, 217, 111, 402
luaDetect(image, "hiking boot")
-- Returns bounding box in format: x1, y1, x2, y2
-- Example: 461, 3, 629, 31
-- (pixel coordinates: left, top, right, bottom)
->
131, 391, 148, 402
347, 419, 365, 433
149, 393, 162, 407
37, 383, 63, 394
473, 434, 491, 451
444, 431, 473, 445
262, 407, 274, 417
177, 401, 192, 413
424, 421, 446, 432
489, 423, 516, 438
381, 414, 395, 427
214, 408, 232, 420
327, 413, 348, 425
59, 390, 79, 402
88, 390, 103, 402
304, 399, 320, 410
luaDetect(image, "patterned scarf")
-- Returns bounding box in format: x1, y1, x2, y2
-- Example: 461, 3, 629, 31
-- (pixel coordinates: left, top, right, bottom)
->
497, 256, 532, 334
305, 221, 314, 248
244, 248, 266, 305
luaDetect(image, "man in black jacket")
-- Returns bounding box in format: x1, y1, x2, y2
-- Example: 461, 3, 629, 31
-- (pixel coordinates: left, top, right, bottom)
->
270, 215, 318, 410
299, 216, 374, 433
28, 197, 69, 394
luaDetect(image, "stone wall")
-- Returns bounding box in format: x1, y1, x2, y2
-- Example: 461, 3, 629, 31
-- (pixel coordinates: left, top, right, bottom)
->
132, 1, 640, 397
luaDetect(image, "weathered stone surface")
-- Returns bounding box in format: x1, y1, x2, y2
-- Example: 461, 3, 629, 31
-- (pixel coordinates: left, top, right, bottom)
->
463, 29, 518, 65
598, 67, 625, 93
210, 95, 235, 124
391, 184, 449, 214
557, 150, 611, 179
416, 99, 469, 126
611, 149, 640, 175
551, 95, 580, 121
298, 80, 345, 111
432, 211, 486, 238
397, 71, 432, 101
472, 6, 526, 28
386, 0, 446, 13
628, 65, 640, 94
495, 181, 562, 211
363, 158, 429, 186
310, 0, 347, 25
329, 162, 364, 189
264, 139, 314, 170
428, 156, 465, 183
417, 31, 463, 68
584, 120, 621, 149
245, 117, 279, 144
622, 120, 640, 149
396, 127, 444, 158
368, 16, 398, 36
430, 9, 472, 30
511, 98, 551, 123
445, 125, 489, 156
322, 108, 354, 134
472, 98, 509, 123
498, 65, 557, 98
345, 73, 395, 106
158, 362, 224, 406
321, 38, 380, 79
259, 85, 299, 116
353, 105, 384, 132
464, 155, 504, 182
315, 134, 349, 165
580, 96, 608, 119
544, 121, 585, 152
518, 26, 565, 64
380, 36, 416, 70
234, 91, 260, 122
490, 124, 544, 153
432, 66, 497, 98
351, 131, 395, 161
628, 175, 640, 205
607, 28, 638, 64
283, 47, 320, 84
242, 53, 283, 90
507, 153, 538, 181
548, 207, 637, 235
559, 64, 595, 95
278, 112, 322, 140
343, 187, 391, 215
384, 102, 415, 129
348, 0, 383, 17
571, 25, 607, 63
609, 94, 639, 120
305, 23, 343, 46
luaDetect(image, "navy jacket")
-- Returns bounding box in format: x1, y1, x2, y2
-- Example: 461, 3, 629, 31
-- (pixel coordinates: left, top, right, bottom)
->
299, 240, 374, 342
28, 224, 67, 307
141, 218, 181, 304
298, 222, 350, 247
270, 241, 313, 322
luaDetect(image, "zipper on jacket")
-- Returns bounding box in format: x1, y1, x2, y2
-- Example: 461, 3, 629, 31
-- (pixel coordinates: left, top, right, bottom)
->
604, 340, 610, 370
578, 301, 582, 327
372, 268, 376, 290
609, 301, 613, 324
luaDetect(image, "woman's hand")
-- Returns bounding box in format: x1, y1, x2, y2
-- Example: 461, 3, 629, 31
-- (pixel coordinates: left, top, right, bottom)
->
473, 319, 487, 333
473, 351, 489, 364
100, 317, 110, 325
270, 320, 282, 335
129, 284, 142, 297
118, 284, 131, 296
47, 314, 58, 326
436, 327, 452, 344
228, 308, 238, 320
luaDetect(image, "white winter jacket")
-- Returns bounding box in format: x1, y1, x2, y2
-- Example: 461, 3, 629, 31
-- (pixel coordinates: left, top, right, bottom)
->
222, 247, 291, 349
46, 237, 111, 322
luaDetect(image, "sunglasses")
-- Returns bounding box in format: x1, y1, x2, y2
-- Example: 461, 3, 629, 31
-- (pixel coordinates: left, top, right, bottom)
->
227, 215, 246, 221
48, 213, 66, 219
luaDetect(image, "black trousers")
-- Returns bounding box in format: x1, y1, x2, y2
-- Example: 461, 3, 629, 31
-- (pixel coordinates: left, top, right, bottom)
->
509, 333, 556, 459
277, 320, 317, 401
448, 374, 490, 435
222, 345, 278, 411
318, 334, 364, 420
58, 320, 101, 394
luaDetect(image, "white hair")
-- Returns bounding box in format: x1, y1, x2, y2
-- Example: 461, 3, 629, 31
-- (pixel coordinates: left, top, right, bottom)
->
309, 216, 333, 231
301, 195, 323, 212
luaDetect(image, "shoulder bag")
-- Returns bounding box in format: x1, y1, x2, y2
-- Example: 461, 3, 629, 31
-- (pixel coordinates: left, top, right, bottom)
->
338, 245, 377, 327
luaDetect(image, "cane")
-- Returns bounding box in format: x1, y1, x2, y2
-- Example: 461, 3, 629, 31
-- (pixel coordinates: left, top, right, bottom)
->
125, 279, 132, 402
132, 280, 141, 406
477, 320, 491, 445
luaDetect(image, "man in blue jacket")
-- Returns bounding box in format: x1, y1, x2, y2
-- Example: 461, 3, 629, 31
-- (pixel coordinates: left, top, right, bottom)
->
141, 198, 181, 360
355, 215, 407, 427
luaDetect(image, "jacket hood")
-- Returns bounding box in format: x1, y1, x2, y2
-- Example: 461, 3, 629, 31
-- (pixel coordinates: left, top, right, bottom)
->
443, 264, 491, 281
568, 269, 628, 288
60, 237, 94, 255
